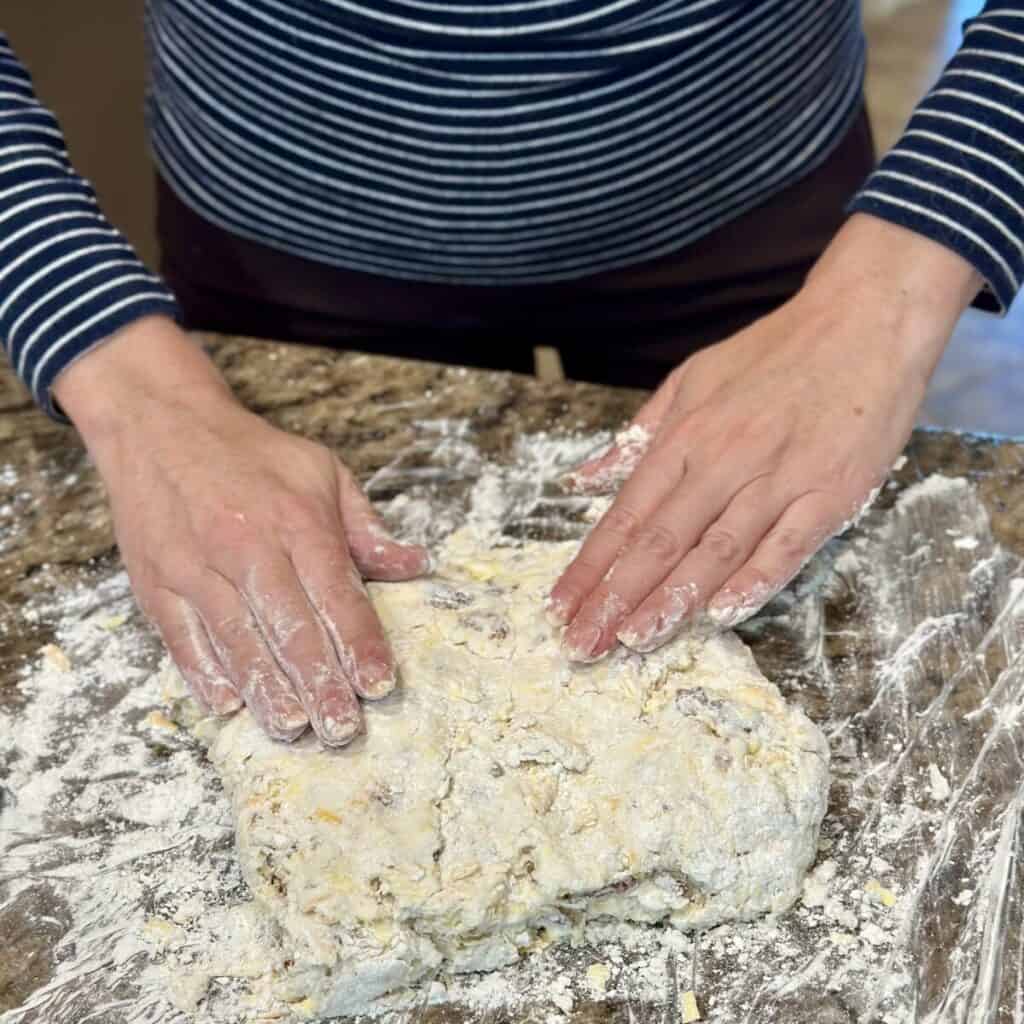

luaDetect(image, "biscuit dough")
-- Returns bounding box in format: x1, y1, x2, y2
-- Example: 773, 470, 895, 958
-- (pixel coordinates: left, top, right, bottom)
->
197, 533, 830, 1016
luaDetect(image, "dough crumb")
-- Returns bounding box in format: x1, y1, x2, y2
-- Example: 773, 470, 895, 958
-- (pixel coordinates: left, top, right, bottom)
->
586, 962, 611, 997
41, 643, 71, 671
680, 989, 703, 1021
864, 878, 897, 908
928, 763, 951, 801
802, 858, 838, 908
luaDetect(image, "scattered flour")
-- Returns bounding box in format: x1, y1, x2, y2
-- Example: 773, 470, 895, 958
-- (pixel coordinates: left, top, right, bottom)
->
3, 442, 1023, 1024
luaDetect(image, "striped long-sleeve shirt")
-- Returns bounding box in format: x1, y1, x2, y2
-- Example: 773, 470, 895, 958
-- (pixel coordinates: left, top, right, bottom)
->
2, 1, 1023, 418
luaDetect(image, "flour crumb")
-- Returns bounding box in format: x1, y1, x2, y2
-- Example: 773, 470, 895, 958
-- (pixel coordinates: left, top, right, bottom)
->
861, 922, 890, 947
547, 974, 575, 1013
40, 643, 72, 671
928, 763, 952, 801
802, 859, 838, 908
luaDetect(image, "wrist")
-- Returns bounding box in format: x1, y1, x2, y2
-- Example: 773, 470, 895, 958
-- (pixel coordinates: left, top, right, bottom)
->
800, 213, 982, 374
53, 315, 236, 447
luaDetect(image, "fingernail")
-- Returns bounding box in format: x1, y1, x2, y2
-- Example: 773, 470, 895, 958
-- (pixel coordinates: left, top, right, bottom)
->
267, 711, 309, 742
708, 603, 746, 629
616, 621, 647, 650
565, 624, 604, 663
708, 590, 746, 629
617, 621, 667, 654
561, 471, 586, 494
360, 658, 396, 699
208, 680, 244, 716
319, 711, 363, 747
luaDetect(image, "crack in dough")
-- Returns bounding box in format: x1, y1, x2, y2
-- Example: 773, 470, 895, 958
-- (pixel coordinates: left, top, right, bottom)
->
181, 530, 830, 1016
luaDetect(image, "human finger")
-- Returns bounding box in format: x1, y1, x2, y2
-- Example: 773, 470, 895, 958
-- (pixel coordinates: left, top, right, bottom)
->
706, 490, 846, 628
562, 467, 743, 661
148, 588, 242, 715
336, 464, 431, 581
564, 368, 683, 495
291, 532, 398, 702
242, 554, 363, 747
195, 573, 309, 741
616, 477, 781, 652
547, 445, 687, 628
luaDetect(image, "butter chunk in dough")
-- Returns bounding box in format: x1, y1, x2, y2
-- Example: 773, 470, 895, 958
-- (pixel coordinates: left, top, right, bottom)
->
194, 532, 830, 1016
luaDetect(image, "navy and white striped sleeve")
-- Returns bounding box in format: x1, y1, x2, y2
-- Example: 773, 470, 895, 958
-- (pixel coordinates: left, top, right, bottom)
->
0, 33, 178, 419
849, 2, 1024, 312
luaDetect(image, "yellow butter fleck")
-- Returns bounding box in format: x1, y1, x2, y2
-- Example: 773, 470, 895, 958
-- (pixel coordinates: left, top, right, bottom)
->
865, 878, 897, 907
41, 644, 71, 671
586, 962, 611, 996
144, 917, 184, 941
463, 560, 499, 581
146, 711, 178, 731
313, 808, 344, 825
680, 989, 702, 1022
734, 684, 778, 711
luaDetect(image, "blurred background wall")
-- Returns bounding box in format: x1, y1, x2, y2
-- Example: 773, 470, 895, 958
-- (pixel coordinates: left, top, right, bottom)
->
4, 2, 157, 266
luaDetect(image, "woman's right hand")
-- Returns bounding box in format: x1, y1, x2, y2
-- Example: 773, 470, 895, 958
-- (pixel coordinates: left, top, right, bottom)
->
54, 316, 429, 746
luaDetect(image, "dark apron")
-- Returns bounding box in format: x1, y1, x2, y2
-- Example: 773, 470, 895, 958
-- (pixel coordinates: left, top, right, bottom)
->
156, 106, 876, 390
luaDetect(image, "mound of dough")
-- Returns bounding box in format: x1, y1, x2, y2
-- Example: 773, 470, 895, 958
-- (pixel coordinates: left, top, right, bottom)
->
200, 534, 829, 1016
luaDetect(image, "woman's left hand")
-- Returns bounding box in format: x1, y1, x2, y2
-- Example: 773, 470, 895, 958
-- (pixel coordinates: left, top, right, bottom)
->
548, 213, 983, 660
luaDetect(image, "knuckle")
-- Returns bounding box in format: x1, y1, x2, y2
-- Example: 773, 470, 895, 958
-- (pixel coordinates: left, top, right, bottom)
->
566, 555, 606, 584
600, 506, 641, 540
211, 613, 255, 649
700, 527, 742, 564
141, 547, 196, 590
297, 535, 352, 579
269, 615, 320, 653
203, 510, 260, 556
270, 491, 331, 534
667, 408, 700, 441
769, 526, 809, 560
738, 564, 774, 594
634, 523, 680, 561
317, 572, 367, 609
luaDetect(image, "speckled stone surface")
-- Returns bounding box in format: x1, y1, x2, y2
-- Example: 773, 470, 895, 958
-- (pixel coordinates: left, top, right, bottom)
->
3, 333, 1024, 1021
0, 335, 642, 690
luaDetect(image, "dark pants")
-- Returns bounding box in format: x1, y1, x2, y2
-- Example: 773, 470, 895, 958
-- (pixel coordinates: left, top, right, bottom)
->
157, 106, 876, 390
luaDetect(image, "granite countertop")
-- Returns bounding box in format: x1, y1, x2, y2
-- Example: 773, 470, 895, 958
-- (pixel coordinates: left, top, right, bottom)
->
2, 335, 1023, 1023
0, 335, 643, 676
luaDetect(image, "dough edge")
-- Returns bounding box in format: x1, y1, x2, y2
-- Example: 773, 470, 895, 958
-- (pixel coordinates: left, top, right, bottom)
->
176, 532, 830, 1016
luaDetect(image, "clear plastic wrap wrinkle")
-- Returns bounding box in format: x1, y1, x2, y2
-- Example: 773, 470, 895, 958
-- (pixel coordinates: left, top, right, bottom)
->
1, 421, 1022, 1024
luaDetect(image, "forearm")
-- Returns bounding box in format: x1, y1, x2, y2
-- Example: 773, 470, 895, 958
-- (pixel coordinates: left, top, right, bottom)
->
848, 1, 1024, 312
0, 32, 178, 417
802, 212, 982, 377
52, 315, 235, 448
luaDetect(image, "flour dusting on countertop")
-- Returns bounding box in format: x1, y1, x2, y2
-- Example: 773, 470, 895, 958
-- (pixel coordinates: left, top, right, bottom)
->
2, 425, 1024, 1024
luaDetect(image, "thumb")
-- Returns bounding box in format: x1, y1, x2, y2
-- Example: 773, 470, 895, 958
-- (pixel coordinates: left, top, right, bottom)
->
565, 366, 683, 494
336, 464, 432, 581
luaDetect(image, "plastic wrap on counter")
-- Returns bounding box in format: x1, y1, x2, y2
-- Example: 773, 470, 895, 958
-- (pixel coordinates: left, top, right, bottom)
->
1, 420, 1022, 1024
